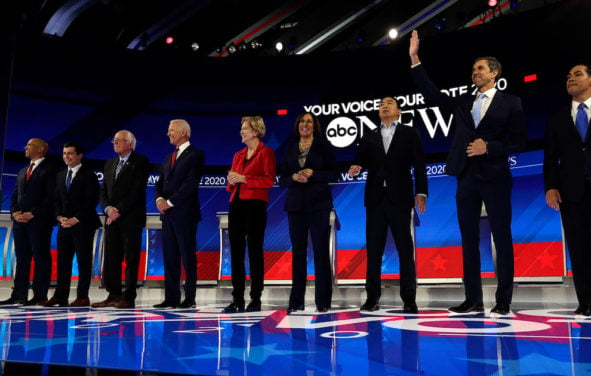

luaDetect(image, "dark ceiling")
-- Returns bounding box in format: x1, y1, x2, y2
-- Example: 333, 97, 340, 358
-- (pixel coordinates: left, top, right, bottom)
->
6, 0, 562, 57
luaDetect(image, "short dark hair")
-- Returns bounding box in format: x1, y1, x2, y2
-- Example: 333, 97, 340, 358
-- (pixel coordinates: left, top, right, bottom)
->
381, 96, 402, 109
474, 56, 502, 78
63, 141, 84, 155
293, 112, 322, 138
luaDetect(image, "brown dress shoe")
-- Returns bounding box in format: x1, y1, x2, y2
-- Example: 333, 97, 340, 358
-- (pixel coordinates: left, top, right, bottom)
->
91, 299, 118, 308
115, 300, 135, 309
70, 298, 90, 307
42, 297, 69, 307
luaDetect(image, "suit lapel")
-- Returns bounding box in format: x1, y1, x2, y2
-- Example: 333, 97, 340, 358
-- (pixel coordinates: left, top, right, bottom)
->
172, 145, 192, 169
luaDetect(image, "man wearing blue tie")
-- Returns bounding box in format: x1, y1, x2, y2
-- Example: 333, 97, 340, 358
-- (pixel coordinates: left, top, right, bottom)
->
409, 30, 527, 316
43, 142, 101, 307
544, 64, 591, 316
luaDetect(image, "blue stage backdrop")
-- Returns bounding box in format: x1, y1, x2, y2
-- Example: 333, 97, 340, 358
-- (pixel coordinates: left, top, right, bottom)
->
1, 3, 588, 282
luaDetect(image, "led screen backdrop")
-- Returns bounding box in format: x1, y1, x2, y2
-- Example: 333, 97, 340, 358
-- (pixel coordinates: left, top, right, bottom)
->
0, 2, 588, 282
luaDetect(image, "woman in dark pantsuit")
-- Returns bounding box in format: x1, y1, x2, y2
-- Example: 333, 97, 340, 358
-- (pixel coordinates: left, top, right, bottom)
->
279, 112, 338, 312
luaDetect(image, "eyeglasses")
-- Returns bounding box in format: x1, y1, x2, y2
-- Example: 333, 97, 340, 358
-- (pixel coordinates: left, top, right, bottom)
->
112, 138, 131, 144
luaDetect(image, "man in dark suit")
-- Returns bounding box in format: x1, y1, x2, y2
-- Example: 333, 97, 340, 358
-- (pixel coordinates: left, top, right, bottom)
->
409, 30, 527, 315
544, 63, 591, 316
154, 119, 204, 309
0, 138, 56, 306
92, 130, 149, 309
43, 142, 101, 307
348, 97, 428, 313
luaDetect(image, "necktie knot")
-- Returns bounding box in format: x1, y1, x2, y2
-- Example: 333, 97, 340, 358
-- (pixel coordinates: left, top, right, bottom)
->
170, 148, 179, 168
66, 169, 73, 191
472, 93, 487, 127
25, 163, 34, 182
115, 159, 125, 179
576, 102, 589, 141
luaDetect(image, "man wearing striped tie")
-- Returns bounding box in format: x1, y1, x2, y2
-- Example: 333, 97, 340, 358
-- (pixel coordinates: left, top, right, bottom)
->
92, 130, 149, 309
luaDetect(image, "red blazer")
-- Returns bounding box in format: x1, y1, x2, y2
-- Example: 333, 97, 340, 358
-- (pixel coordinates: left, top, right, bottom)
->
227, 141, 276, 202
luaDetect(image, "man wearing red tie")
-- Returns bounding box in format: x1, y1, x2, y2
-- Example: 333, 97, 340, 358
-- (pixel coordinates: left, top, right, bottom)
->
154, 119, 205, 309
0, 138, 57, 306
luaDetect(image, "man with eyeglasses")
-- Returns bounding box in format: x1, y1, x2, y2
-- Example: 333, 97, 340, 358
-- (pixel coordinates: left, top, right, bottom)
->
92, 130, 149, 309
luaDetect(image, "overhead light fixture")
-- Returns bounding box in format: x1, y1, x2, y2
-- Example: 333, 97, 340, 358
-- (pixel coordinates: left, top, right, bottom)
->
388, 28, 399, 40
275, 41, 284, 52
165, 36, 174, 45
191, 42, 199, 51
227, 44, 237, 54
250, 40, 262, 49
488, 0, 498, 8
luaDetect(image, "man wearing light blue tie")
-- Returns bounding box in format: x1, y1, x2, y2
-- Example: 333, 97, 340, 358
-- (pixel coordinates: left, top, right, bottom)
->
544, 64, 591, 316
409, 30, 527, 316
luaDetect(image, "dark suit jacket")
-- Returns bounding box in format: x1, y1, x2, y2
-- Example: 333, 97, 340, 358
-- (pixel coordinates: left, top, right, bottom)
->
544, 105, 590, 202
100, 152, 150, 228
11, 158, 57, 226
155, 144, 205, 221
354, 124, 428, 209
411, 64, 527, 183
55, 165, 101, 229
279, 139, 338, 212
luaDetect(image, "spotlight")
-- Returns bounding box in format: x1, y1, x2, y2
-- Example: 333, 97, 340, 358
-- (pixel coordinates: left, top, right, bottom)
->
165, 36, 174, 45
191, 42, 199, 51
227, 44, 237, 54
488, 0, 498, 8
250, 40, 262, 49
237, 41, 247, 51
387, 28, 398, 40
275, 41, 284, 52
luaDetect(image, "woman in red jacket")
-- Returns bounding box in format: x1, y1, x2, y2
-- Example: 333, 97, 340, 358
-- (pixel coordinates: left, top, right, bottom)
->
223, 116, 276, 313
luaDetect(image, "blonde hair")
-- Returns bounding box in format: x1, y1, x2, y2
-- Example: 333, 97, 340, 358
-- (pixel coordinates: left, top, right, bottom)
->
242, 116, 266, 138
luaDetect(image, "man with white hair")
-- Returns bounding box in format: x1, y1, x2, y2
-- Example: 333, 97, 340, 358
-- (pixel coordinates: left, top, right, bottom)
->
92, 130, 149, 309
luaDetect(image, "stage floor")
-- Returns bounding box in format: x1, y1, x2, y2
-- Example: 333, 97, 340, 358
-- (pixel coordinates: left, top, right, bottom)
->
0, 285, 590, 376
0, 285, 591, 376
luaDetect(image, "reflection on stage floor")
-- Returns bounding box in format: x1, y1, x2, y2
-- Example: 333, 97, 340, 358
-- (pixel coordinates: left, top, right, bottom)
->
1, 297, 590, 376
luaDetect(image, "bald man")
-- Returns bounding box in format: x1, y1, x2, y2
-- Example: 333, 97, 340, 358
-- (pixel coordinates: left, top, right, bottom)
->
0, 138, 57, 306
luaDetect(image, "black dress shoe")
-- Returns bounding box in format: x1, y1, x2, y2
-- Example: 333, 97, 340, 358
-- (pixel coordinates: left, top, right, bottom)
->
403, 302, 418, 314
153, 301, 177, 309
316, 306, 330, 313
26, 297, 47, 306
490, 302, 511, 315
0, 297, 26, 306
223, 301, 245, 313
575, 304, 591, 316
449, 301, 484, 313
287, 304, 304, 313
246, 300, 261, 312
360, 300, 380, 312
178, 299, 196, 309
